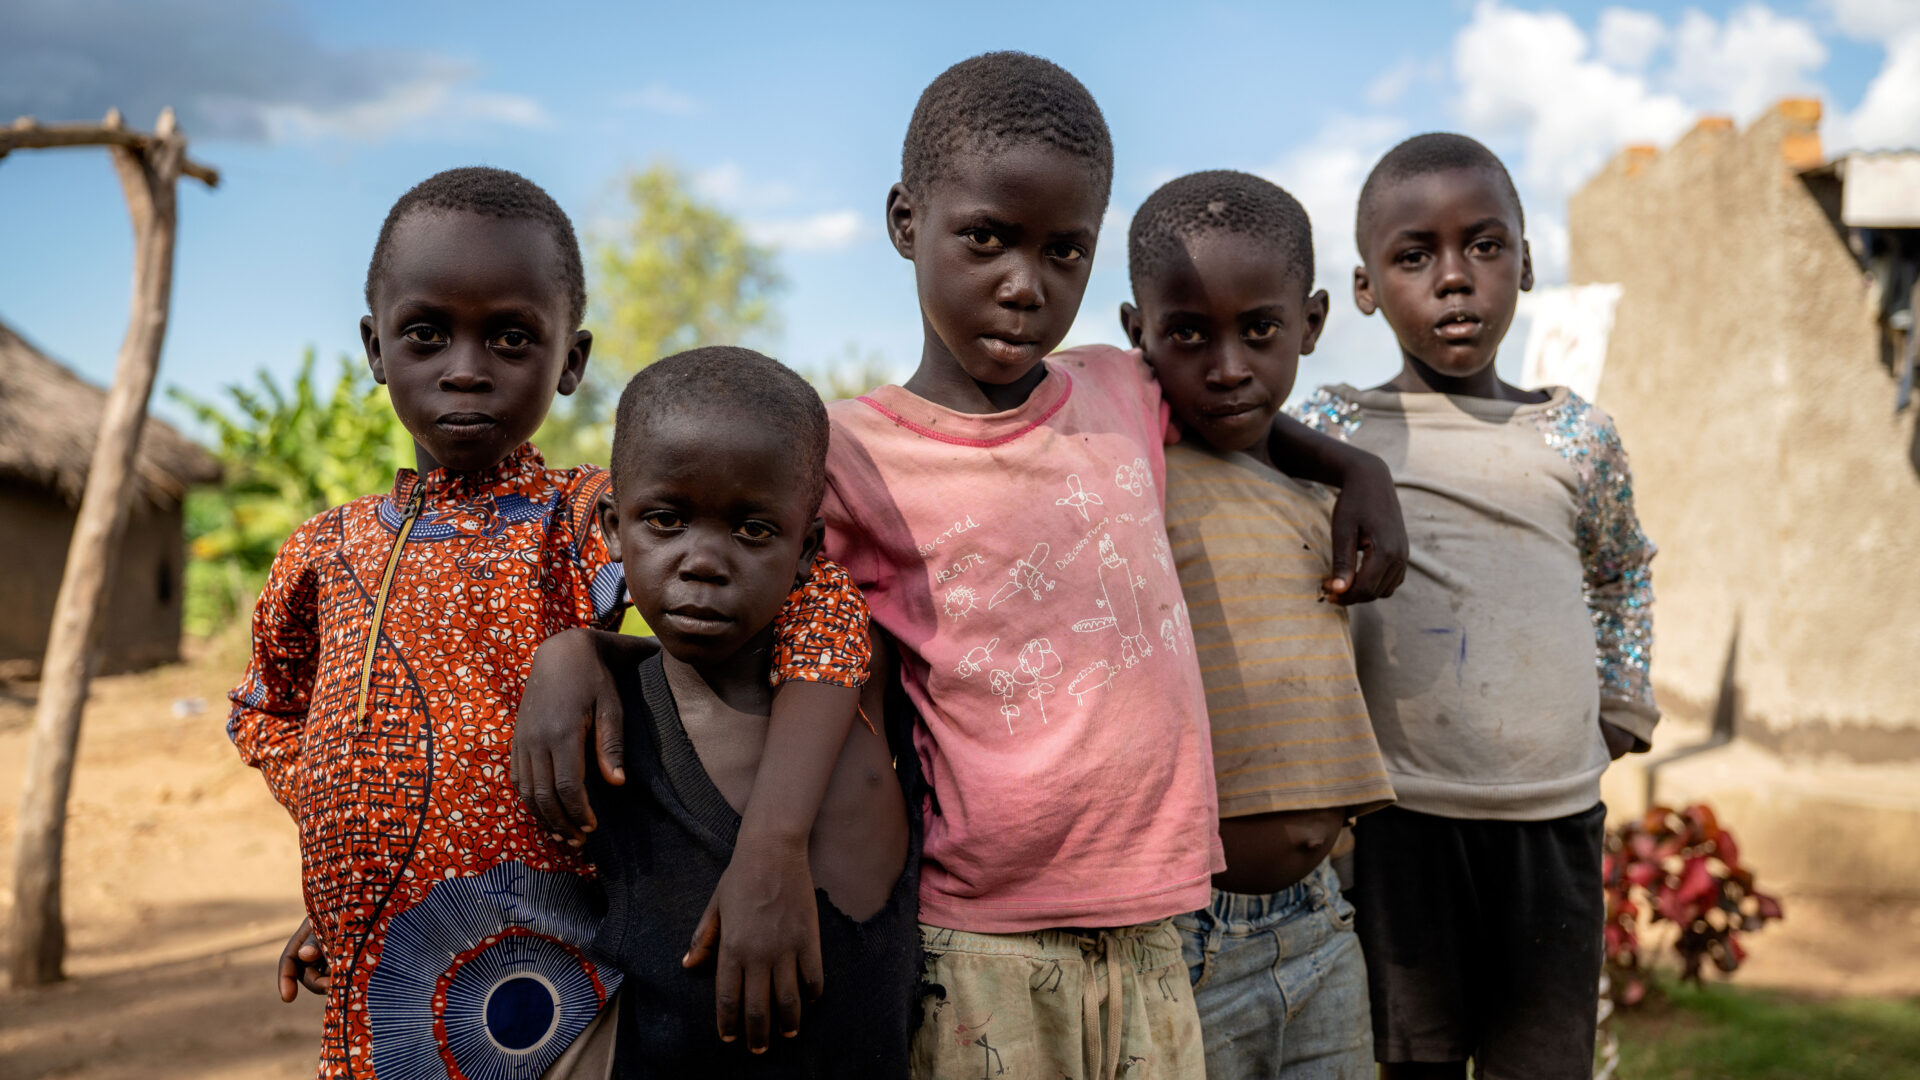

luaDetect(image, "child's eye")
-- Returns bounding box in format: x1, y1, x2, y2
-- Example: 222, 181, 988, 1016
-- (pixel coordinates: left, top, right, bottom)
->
1044, 242, 1085, 263
736, 521, 777, 541
962, 228, 1003, 249
1244, 320, 1280, 342
402, 325, 447, 346
641, 511, 685, 532
491, 329, 532, 350
1470, 238, 1503, 256
1395, 249, 1429, 269
1169, 327, 1205, 346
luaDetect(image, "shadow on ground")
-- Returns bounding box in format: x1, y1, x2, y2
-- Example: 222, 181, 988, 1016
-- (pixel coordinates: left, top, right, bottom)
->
1, 911, 322, 1080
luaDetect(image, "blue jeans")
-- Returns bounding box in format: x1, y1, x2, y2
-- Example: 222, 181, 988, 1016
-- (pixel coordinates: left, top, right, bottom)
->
1174, 859, 1374, 1080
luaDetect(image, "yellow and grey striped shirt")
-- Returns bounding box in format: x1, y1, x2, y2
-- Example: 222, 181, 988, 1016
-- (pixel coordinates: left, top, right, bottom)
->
1165, 441, 1396, 820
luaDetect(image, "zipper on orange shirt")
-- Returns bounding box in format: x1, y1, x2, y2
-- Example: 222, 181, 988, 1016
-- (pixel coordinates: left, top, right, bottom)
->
356, 486, 425, 726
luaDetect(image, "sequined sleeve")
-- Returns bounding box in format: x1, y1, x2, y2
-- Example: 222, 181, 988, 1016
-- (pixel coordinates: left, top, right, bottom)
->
770, 554, 871, 689
1535, 396, 1661, 746
1288, 386, 1362, 440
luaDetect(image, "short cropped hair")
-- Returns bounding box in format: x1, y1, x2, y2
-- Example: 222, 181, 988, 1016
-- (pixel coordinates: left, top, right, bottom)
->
1355, 133, 1524, 253
1128, 170, 1315, 298
365, 166, 587, 329
612, 346, 830, 515
901, 51, 1114, 208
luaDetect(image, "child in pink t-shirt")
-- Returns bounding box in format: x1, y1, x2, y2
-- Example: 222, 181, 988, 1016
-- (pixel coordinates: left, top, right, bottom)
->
520, 52, 1404, 1080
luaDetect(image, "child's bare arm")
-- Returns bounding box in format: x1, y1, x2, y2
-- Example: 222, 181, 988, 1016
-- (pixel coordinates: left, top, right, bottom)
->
684, 557, 875, 1051
512, 628, 660, 842
684, 680, 862, 1052
1266, 414, 1409, 604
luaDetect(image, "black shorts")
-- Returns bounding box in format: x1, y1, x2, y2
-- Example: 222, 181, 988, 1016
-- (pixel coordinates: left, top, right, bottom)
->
1346, 803, 1605, 1079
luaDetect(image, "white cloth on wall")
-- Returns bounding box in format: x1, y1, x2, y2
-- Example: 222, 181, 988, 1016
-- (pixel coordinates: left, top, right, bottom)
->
1520, 283, 1623, 403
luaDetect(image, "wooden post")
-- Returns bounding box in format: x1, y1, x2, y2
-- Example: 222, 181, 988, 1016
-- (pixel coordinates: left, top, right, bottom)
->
4, 109, 217, 987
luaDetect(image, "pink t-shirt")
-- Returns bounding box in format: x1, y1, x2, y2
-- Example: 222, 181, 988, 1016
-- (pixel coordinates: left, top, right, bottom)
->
822, 344, 1224, 933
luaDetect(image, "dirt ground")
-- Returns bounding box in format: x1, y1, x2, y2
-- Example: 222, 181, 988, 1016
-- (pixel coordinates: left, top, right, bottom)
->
2, 644, 1918, 1079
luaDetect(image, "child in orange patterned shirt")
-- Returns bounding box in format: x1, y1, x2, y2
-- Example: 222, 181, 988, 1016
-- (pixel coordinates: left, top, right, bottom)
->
234, 166, 870, 1078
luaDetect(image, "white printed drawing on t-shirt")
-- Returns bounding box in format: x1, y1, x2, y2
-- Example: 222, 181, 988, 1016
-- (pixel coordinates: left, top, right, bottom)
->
955, 637, 999, 680
987, 542, 1055, 610
1067, 658, 1116, 700
1071, 533, 1154, 668
1159, 599, 1191, 655
944, 583, 982, 620
988, 638, 1063, 733
1056, 474, 1104, 521
1114, 458, 1153, 498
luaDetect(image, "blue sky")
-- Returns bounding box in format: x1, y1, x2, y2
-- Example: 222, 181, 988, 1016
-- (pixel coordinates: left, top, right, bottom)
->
1, 0, 1911, 436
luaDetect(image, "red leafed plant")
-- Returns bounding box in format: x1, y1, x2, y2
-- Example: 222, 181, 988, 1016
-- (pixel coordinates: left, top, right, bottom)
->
1602, 803, 1785, 1005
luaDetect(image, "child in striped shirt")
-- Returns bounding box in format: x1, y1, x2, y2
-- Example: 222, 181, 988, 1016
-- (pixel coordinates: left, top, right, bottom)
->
1119, 170, 1397, 1080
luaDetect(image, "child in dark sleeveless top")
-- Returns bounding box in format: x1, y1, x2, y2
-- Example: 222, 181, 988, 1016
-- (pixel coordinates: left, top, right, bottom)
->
581, 346, 918, 1077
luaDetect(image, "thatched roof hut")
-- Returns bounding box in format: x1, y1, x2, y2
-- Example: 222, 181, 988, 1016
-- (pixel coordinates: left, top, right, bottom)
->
0, 317, 220, 508
0, 317, 220, 675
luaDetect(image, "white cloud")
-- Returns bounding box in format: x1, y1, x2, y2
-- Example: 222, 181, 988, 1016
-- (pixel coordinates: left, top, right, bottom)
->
1833, 29, 1920, 149
1260, 116, 1405, 289
695, 162, 797, 208
1820, 0, 1920, 40
0, 1, 547, 143
616, 83, 700, 115
256, 74, 547, 141
1454, 1, 1694, 198
1365, 62, 1418, 107
1668, 5, 1827, 121
1254, 117, 1414, 393
748, 210, 864, 252
1527, 212, 1572, 286
1597, 8, 1667, 69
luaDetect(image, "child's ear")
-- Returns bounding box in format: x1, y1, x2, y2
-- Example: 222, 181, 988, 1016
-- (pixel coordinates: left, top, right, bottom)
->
597, 492, 624, 564
558, 330, 593, 397
1300, 289, 1331, 356
1118, 302, 1147, 352
1352, 265, 1378, 317
361, 315, 388, 384
886, 183, 917, 260
1520, 240, 1535, 292
796, 517, 825, 587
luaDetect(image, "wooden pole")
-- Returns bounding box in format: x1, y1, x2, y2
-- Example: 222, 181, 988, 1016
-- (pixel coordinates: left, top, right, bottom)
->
7, 108, 211, 987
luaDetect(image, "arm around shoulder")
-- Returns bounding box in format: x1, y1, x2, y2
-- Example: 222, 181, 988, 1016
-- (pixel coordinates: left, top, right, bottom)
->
1266, 413, 1408, 605
512, 627, 660, 840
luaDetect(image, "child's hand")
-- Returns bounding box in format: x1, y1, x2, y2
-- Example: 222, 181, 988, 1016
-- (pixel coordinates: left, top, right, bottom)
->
683, 838, 824, 1053
1324, 457, 1408, 605
512, 628, 630, 845
277, 918, 329, 1002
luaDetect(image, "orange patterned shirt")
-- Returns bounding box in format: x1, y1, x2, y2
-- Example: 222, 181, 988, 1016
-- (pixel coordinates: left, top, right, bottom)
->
228, 444, 868, 1080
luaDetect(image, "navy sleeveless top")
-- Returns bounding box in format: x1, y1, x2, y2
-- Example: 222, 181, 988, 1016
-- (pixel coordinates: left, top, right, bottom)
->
584, 654, 921, 1078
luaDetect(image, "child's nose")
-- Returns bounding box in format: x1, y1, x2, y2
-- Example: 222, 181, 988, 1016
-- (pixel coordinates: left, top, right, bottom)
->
1435, 251, 1473, 295
678, 536, 730, 582
439, 347, 494, 391
995, 256, 1043, 309
1208, 347, 1254, 387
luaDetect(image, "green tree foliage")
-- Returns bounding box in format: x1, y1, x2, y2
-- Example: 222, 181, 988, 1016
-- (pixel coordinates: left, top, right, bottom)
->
538, 163, 784, 466
168, 351, 411, 632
